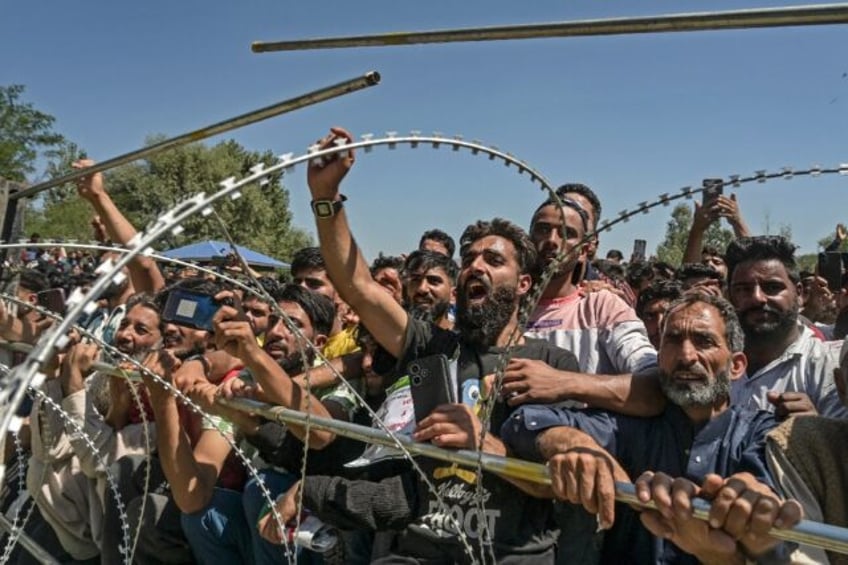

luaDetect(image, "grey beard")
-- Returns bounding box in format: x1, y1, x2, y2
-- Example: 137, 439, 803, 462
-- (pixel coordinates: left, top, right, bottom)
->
660, 367, 732, 408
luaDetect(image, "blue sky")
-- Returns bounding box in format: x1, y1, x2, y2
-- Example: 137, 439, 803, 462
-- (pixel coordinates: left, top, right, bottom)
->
3, 1, 847, 260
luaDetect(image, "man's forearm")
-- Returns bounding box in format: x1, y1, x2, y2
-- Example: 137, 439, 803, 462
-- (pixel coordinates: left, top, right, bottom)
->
683, 222, 708, 264
87, 192, 165, 292
151, 395, 212, 513
243, 348, 335, 447
292, 354, 361, 390
558, 370, 665, 416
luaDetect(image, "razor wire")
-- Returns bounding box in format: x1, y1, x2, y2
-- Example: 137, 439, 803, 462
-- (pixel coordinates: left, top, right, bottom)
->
0, 292, 304, 565
0, 131, 845, 563
0, 133, 555, 564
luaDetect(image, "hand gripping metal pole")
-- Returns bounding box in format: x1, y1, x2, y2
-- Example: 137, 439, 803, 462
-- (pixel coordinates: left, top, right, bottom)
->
9, 71, 381, 202
217, 397, 848, 556
252, 4, 848, 52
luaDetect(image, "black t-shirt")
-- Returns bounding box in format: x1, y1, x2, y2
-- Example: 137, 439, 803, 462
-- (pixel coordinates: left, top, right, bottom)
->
387, 317, 579, 561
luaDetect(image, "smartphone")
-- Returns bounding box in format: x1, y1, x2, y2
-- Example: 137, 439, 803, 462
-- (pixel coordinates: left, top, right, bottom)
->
408, 354, 454, 423
818, 252, 843, 292
632, 239, 647, 262
40, 288, 66, 315
161, 289, 223, 331
702, 178, 724, 205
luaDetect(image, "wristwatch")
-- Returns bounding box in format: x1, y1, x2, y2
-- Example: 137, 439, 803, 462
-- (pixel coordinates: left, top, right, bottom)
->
311, 194, 347, 219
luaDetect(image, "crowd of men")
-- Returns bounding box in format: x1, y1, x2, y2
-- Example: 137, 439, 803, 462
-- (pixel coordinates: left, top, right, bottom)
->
1, 132, 847, 564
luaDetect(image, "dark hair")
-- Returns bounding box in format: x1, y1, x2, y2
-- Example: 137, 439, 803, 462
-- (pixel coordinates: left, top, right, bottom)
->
419, 229, 456, 259
636, 279, 683, 317
664, 292, 745, 353
593, 259, 626, 283
369, 253, 405, 277
606, 249, 624, 261
676, 263, 722, 283
532, 195, 590, 235
18, 269, 49, 294
725, 236, 800, 285
459, 218, 538, 276
627, 261, 655, 289
403, 249, 459, 283
125, 292, 161, 316
290, 247, 325, 274
556, 183, 602, 226
653, 261, 677, 280
702, 245, 724, 258
271, 283, 336, 338
155, 277, 226, 312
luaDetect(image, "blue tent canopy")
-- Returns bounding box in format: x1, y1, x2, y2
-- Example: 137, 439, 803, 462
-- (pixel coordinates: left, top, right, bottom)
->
161, 240, 289, 269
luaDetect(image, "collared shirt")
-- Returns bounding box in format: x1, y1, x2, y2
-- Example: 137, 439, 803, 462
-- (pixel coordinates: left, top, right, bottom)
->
526, 289, 657, 375
731, 325, 847, 418
502, 403, 779, 564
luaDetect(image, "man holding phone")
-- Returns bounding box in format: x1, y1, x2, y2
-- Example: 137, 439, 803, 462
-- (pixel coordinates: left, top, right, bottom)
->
682, 178, 752, 279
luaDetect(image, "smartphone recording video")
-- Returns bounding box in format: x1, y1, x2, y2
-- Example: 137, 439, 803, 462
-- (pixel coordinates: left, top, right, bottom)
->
702, 178, 724, 205
161, 289, 224, 331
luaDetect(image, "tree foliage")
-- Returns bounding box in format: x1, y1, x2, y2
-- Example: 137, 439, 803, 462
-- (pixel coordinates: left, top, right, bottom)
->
655, 203, 734, 267
0, 84, 66, 182
26, 138, 311, 261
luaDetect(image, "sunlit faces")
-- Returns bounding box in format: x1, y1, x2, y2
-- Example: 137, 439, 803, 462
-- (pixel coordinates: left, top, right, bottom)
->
115, 304, 162, 357
373, 266, 403, 304
729, 259, 800, 341
242, 295, 271, 337
529, 204, 587, 277
702, 253, 728, 280
658, 302, 743, 408
420, 238, 450, 257
641, 298, 672, 349
263, 301, 326, 374
456, 235, 531, 346
404, 266, 454, 322
162, 322, 208, 360
292, 268, 337, 303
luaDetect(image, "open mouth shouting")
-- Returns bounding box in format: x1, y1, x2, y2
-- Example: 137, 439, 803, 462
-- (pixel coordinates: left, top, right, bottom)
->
464, 277, 491, 305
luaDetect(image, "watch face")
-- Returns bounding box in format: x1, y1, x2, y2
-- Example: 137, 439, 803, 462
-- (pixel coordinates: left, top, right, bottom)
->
315, 201, 333, 217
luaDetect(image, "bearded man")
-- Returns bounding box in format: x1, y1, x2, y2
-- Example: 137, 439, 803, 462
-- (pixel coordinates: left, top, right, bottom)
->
291, 127, 580, 563
725, 236, 847, 418
503, 293, 801, 564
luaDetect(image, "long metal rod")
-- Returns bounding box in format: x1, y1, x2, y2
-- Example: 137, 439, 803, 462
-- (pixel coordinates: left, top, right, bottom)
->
0, 514, 61, 565
252, 4, 848, 52
4, 335, 846, 554
220, 397, 848, 555
11, 71, 381, 201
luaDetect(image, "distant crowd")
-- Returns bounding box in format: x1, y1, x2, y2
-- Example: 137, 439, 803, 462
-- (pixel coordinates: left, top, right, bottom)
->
2, 134, 847, 565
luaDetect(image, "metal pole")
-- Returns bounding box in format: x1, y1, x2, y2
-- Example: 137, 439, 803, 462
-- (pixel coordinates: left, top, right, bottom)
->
10, 71, 381, 201
252, 4, 848, 52
3, 337, 846, 555
220, 397, 848, 555
0, 514, 61, 565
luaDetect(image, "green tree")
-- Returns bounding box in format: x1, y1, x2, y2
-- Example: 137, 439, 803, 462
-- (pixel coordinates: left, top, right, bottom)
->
816, 228, 848, 252
0, 84, 66, 182
655, 203, 734, 266
29, 138, 311, 261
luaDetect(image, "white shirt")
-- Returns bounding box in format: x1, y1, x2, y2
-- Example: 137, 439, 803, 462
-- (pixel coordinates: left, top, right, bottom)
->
731, 325, 848, 418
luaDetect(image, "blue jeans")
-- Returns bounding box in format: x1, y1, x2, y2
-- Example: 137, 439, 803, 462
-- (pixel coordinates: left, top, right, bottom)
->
181, 488, 253, 564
